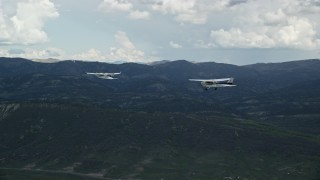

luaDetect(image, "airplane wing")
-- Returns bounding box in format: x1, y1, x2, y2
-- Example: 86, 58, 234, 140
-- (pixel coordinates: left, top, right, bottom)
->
86, 72, 107, 75
87, 72, 121, 75
212, 78, 233, 82
189, 78, 233, 82
217, 84, 236, 87
189, 79, 210, 82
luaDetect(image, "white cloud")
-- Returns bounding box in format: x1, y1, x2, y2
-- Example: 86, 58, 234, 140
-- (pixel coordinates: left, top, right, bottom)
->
152, 0, 197, 14
129, 10, 150, 19
1, 0, 318, 64
99, 0, 133, 12
0, 49, 10, 57
73, 48, 105, 61
1, 40, 149, 62
169, 41, 182, 48
99, 0, 151, 20
0, 47, 64, 59
152, 0, 207, 24
73, 31, 154, 62
210, 28, 275, 48
107, 31, 147, 62
23, 48, 63, 59
150, 0, 250, 24
97, 0, 248, 24
284, 0, 320, 14
207, 0, 320, 49
0, 0, 59, 45
260, 9, 287, 26
114, 31, 135, 50
174, 11, 206, 25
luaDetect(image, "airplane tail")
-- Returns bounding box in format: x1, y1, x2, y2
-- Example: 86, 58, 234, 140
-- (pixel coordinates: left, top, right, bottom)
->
227, 78, 234, 84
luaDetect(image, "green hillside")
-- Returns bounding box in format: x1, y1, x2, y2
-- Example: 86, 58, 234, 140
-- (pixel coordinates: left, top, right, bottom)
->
0, 103, 319, 179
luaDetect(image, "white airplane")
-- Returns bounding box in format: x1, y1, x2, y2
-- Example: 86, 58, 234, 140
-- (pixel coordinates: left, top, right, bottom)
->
86, 72, 121, 79
189, 78, 236, 90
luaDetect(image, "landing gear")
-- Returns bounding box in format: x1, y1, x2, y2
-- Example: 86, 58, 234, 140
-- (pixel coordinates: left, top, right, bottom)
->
203, 87, 209, 91
214, 88, 217, 90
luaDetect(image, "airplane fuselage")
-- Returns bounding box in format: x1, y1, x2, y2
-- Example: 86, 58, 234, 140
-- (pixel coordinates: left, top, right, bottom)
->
86, 72, 121, 80
201, 82, 236, 90
190, 78, 236, 90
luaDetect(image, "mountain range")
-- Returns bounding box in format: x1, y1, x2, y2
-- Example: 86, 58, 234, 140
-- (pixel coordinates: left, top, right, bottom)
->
0, 57, 319, 179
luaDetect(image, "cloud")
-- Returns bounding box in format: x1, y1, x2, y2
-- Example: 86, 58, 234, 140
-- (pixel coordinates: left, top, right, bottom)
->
228, 0, 248, 7
128, 10, 150, 19
174, 11, 206, 25
73, 48, 105, 61
45, 48, 63, 57
0, 40, 171, 62
207, 0, 320, 49
169, 41, 182, 48
150, 0, 249, 24
0, 47, 64, 59
99, 0, 209, 24
8, 48, 26, 55
99, 0, 150, 20
259, 9, 287, 26
107, 31, 147, 62
284, 0, 320, 14
98, 0, 249, 24
0, 49, 10, 57
152, 0, 207, 24
99, 0, 133, 12
24, 48, 63, 59
210, 28, 275, 48
0, 0, 59, 45
114, 31, 135, 50
73, 31, 154, 62
152, 0, 197, 14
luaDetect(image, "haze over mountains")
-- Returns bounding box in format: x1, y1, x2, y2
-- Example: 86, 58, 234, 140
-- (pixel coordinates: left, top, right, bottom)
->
0, 57, 320, 179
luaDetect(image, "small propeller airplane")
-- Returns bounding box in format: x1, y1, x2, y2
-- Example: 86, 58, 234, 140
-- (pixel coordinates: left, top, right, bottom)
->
86, 72, 121, 79
189, 78, 236, 90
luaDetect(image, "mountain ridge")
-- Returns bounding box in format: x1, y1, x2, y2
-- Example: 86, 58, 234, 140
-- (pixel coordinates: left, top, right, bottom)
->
1, 57, 320, 119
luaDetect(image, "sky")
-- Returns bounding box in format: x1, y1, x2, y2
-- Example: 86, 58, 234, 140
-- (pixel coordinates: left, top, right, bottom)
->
0, 0, 320, 65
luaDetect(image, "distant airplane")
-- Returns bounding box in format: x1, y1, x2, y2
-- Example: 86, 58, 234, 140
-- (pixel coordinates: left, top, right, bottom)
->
189, 78, 236, 90
86, 72, 121, 79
